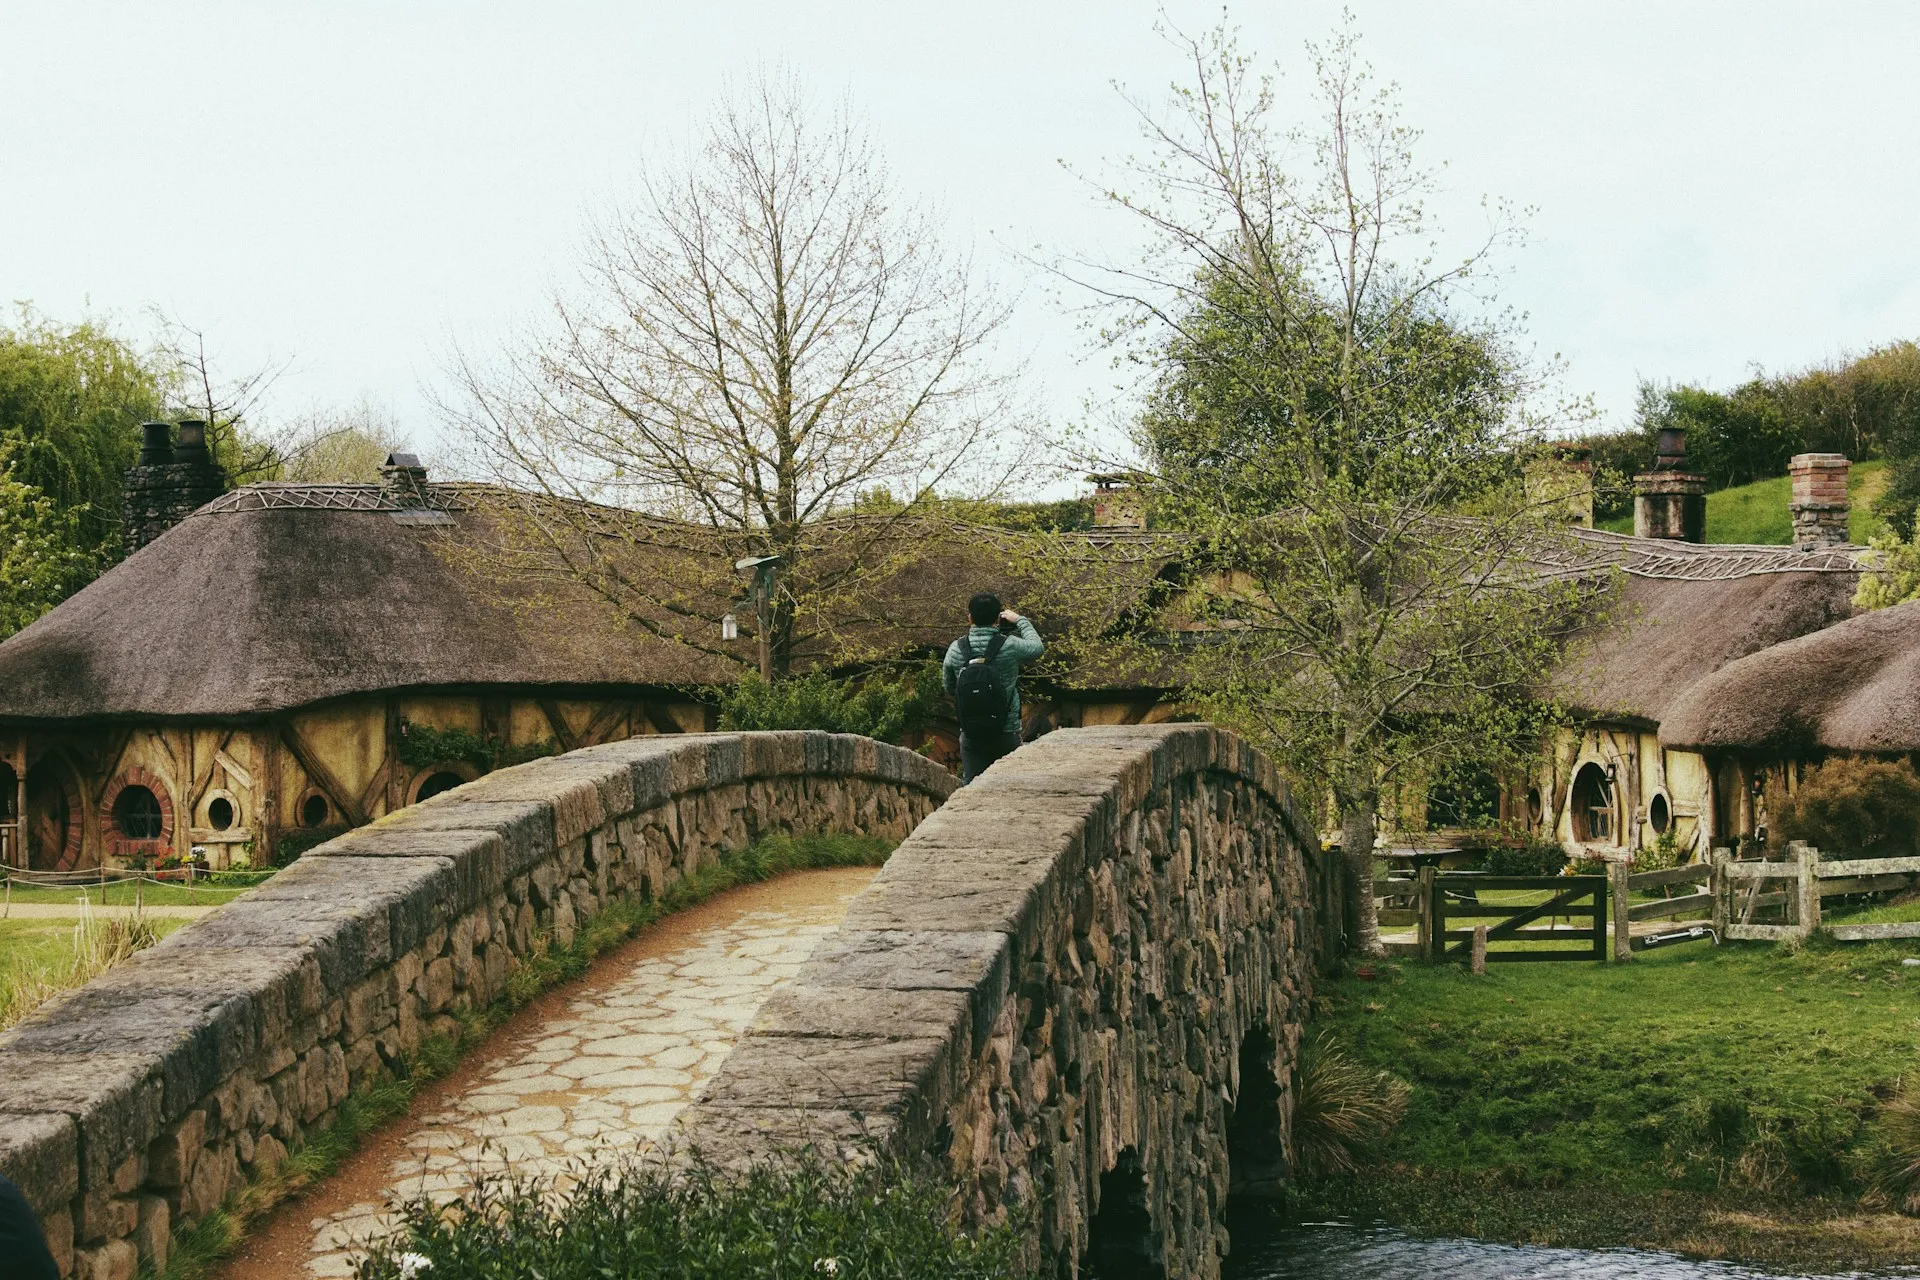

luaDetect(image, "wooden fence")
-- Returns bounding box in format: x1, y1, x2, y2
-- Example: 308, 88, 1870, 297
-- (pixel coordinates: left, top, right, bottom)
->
1389, 842, 1920, 966
1420, 870, 1608, 963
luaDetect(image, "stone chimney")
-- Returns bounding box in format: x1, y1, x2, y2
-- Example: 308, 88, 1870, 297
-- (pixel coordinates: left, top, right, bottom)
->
1788, 453, 1849, 550
122, 420, 229, 554
1087, 474, 1145, 530
1525, 444, 1595, 528
378, 452, 430, 507
1633, 428, 1706, 543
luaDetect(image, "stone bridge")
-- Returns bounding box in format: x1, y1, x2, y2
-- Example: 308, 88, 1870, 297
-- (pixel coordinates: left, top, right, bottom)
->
0, 726, 1334, 1280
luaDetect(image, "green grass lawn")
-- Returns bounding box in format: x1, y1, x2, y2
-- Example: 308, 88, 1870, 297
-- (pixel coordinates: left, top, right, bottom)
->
1302, 933, 1920, 1268
1595, 459, 1888, 544
1, 878, 254, 908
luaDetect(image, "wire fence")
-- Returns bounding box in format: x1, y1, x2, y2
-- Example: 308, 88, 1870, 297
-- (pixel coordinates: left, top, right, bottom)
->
0, 866, 278, 918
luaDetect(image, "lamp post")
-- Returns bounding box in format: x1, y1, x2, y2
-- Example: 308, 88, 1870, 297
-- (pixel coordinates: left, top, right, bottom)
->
732, 555, 782, 681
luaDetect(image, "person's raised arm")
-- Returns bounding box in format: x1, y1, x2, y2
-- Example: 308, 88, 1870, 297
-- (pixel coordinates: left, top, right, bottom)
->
942, 637, 965, 692
999, 610, 1044, 661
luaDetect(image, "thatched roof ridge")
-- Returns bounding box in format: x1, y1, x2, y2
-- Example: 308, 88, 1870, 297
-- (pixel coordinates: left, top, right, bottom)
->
1659, 599, 1920, 753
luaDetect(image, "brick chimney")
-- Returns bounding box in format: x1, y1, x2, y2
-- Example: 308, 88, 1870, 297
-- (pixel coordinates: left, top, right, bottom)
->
122, 420, 229, 553
1634, 428, 1706, 542
1788, 453, 1849, 550
1087, 474, 1145, 530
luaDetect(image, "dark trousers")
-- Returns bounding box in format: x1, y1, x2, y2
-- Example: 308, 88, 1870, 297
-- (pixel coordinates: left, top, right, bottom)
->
959, 729, 1021, 784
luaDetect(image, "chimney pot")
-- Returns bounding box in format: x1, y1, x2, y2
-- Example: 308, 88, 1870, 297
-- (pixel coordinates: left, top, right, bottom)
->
137, 421, 174, 466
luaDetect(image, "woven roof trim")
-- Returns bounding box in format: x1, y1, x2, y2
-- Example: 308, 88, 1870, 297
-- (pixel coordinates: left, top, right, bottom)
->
195, 483, 471, 514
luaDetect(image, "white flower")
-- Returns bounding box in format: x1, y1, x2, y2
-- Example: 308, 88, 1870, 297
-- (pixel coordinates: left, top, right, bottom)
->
814, 1260, 842, 1276
396, 1254, 434, 1279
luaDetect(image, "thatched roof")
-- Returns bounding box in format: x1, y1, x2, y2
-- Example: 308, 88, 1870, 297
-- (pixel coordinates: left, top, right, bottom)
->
0, 478, 1865, 728
1659, 598, 1920, 753
0, 485, 740, 723
0, 483, 1179, 724
1541, 530, 1860, 727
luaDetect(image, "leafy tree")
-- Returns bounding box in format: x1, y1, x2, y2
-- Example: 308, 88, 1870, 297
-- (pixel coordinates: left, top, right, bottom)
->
0, 310, 166, 558
0, 455, 102, 636
449, 70, 1017, 679
1064, 19, 1592, 955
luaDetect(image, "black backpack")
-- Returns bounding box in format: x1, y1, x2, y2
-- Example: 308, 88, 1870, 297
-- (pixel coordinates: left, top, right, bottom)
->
953, 632, 1010, 738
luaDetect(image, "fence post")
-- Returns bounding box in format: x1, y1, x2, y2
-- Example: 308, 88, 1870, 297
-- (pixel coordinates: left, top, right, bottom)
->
1418, 866, 1436, 961
1592, 874, 1608, 962
1711, 847, 1731, 937
1799, 844, 1821, 940
1471, 925, 1488, 975
1610, 861, 1633, 961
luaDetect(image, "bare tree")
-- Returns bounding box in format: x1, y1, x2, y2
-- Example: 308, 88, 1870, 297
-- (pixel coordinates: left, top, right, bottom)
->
153, 315, 291, 485
275, 397, 414, 482
447, 71, 1021, 678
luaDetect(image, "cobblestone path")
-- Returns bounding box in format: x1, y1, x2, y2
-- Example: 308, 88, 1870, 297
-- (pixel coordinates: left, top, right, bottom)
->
296, 868, 876, 1278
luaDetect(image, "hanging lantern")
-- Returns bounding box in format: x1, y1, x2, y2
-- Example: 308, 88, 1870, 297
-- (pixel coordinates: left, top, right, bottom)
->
720, 612, 739, 641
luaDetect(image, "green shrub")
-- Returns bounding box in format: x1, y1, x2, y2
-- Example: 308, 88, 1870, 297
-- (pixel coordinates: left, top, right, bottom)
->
1289, 1033, 1409, 1177
355, 1151, 1026, 1279
1766, 757, 1920, 858
394, 721, 557, 771
1635, 829, 1684, 873
717, 665, 943, 745
273, 824, 349, 867
1481, 838, 1568, 878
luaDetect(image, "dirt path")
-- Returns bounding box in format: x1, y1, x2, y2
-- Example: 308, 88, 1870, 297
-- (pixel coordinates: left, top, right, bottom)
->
218, 866, 878, 1280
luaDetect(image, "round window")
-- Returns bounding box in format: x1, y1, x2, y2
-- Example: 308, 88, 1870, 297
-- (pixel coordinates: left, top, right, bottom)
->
415, 771, 466, 803
1649, 793, 1671, 835
207, 795, 235, 831
300, 793, 330, 828
1570, 762, 1615, 843
113, 785, 164, 840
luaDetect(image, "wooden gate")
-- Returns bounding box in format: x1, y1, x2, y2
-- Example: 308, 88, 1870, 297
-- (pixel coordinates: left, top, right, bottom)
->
1425, 872, 1608, 963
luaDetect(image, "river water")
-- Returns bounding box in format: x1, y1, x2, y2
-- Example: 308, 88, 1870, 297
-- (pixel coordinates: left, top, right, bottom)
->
1224, 1222, 1920, 1279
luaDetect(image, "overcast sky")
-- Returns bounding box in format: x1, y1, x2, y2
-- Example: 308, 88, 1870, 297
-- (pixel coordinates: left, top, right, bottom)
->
4, 2, 1917, 487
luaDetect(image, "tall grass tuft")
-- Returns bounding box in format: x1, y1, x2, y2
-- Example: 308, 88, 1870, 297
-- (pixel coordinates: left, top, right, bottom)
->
355, 1150, 1025, 1280
1290, 1032, 1410, 1177
1, 894, 163, 1030
1869, 1084, 1920, 1214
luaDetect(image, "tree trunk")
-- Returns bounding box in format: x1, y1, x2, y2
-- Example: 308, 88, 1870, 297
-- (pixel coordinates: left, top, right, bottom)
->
1342, 796, 1385, 958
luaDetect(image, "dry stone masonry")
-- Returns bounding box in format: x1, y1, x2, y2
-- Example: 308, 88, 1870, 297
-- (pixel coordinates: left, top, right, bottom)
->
0, 732, 952, 1279
675, 724, 1334, 1280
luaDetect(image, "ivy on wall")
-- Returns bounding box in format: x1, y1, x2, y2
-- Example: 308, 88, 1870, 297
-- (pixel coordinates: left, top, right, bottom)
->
394, 721, 558, 772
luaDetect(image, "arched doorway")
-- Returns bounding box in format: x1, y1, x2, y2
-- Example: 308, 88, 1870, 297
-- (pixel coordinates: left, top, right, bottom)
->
1570, 762, 1615, 844
26, 760, 84, 872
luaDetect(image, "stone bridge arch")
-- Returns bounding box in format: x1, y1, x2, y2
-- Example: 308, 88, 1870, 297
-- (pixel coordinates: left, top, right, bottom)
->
678, 723, 1334, 1279
0, 731, 954, 1278
0, 726, 1332, 1279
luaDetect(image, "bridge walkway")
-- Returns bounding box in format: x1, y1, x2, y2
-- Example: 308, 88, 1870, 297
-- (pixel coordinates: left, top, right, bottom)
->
217, 866, 878, 1279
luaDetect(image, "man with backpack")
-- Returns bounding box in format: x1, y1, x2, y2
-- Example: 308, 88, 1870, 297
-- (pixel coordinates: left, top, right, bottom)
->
943, 591, 1044, 783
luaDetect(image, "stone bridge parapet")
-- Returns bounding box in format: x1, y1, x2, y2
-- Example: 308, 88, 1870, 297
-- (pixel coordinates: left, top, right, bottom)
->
0, 732, 954, 1278
676, 724, 1334, 1279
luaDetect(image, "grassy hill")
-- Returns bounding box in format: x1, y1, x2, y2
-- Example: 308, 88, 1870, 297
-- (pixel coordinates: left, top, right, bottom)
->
1597, 459, 1889, 544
